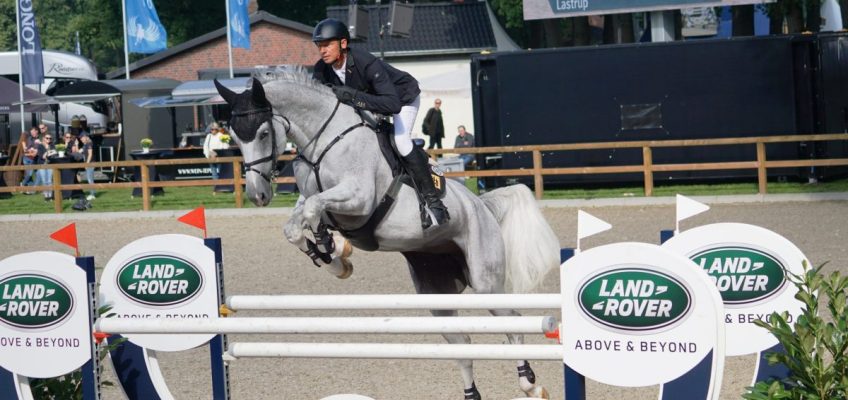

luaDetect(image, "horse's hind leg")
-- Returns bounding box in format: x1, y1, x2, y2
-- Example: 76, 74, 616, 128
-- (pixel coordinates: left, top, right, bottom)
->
403, 252, 481, 399
433, 309, 480, 400
462, 217, 550, 399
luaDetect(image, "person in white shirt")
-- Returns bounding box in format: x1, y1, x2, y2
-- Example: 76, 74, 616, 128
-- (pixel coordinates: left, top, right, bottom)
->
203, 123, 228, 180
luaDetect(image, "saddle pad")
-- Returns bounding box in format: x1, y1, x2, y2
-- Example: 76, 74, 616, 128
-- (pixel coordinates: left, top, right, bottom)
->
374, 120, 403, 177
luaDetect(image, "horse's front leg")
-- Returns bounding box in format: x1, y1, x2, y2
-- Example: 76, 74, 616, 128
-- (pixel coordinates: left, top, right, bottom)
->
283, 195, 310, 252
300, 180, 372, 231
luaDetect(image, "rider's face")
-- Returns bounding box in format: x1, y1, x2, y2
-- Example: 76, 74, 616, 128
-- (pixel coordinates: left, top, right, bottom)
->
315, 39, 347, 66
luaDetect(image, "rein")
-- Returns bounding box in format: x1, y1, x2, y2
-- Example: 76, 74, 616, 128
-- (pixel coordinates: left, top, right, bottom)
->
234, 99, 365, 230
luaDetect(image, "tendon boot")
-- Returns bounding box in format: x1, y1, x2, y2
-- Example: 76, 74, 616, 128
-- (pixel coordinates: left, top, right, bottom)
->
402, 148, 450, 228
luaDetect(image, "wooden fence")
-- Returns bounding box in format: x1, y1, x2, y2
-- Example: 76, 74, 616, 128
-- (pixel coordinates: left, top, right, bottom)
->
1, 133, 847, 213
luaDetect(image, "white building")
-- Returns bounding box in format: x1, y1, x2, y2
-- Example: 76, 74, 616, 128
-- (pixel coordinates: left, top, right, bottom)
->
328, 1, 519, 149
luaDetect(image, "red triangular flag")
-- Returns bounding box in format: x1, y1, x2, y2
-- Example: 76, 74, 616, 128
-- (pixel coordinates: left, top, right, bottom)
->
178, 206, 207, 238
50, 223, 79, 257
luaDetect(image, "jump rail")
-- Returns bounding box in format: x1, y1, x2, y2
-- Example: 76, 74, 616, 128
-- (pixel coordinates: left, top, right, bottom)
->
225, 294, 562, 310
96, 316, 558, 335
226, 342, 565, 361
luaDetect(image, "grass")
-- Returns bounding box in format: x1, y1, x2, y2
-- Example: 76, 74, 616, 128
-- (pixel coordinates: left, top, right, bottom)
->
0, 185, 300, 215
1, 178, 846, 215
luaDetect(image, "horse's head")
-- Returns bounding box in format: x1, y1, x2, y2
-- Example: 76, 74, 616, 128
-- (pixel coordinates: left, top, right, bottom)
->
215, 78, 277, 206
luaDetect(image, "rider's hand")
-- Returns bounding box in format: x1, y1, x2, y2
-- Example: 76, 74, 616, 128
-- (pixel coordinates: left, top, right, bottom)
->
331, 85, 357, 104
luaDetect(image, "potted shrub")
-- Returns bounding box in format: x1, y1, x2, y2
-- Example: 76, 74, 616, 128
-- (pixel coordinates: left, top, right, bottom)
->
140, 138, 153, 153
744, 261, 848, 399
55, 143, 67, 158
220, 133, 231, 149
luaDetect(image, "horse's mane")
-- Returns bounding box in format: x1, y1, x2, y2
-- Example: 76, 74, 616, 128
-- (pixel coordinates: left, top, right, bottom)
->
254, 65, 334, 97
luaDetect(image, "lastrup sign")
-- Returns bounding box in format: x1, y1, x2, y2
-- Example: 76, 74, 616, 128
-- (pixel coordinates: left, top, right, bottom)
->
562, 242, 724, 394
663, 223, 806, 356
0, 252, 91, 378
523, 0, 770, 20
99, 234, 218, 352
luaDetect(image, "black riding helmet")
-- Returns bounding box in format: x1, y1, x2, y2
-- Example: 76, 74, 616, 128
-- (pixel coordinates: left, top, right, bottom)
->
312, 18, 350, 42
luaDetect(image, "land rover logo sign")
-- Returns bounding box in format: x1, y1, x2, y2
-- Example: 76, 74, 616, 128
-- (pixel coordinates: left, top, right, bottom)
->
117, 256, 203, 306
100, 234, 218, 352
693, 247, 786, 306
0, 252, 92, 379
662, 223, 807, 357
562, 243, 724, 388
579, 268, 692, 333
0, 274, 74, 329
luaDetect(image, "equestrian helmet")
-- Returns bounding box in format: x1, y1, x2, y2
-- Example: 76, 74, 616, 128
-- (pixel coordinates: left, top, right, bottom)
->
313, 18, 350, 42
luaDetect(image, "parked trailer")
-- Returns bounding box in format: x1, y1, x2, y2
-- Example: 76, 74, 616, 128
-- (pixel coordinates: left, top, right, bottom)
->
471, 32, 848, 187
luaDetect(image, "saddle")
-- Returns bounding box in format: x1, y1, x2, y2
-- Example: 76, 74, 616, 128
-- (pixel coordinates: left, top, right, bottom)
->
330, 119, 446, 251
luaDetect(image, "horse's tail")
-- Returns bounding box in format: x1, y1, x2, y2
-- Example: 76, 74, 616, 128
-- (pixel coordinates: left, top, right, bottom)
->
480, 184, 560, 293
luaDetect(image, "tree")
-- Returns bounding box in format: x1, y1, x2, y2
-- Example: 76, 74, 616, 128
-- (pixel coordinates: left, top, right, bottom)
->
258, 0, 348, 27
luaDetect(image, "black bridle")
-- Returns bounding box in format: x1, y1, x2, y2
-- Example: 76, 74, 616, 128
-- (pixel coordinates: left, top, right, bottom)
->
232, 100, 362, 187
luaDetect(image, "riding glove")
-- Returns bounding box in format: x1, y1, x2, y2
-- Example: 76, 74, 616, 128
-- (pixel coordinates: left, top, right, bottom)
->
332, 85, 358, 105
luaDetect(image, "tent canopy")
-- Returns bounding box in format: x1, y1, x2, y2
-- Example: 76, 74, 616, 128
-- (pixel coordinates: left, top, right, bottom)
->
130, 78, 251, 108
53, 79, 180, 103
0, 76, 53, 113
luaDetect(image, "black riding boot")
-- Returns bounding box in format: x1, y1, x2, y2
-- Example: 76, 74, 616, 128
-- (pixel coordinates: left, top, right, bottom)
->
402, 149, 450, 228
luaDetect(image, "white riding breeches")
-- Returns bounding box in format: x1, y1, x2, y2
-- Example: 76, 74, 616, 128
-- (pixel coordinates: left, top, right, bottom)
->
393, 95, 420, 156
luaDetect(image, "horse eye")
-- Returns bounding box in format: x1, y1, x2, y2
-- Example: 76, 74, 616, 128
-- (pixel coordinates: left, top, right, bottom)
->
259, 130, 269, 140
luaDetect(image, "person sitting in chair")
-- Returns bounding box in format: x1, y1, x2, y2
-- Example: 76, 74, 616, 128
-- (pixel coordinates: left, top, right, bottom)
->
310, 18, 449, 227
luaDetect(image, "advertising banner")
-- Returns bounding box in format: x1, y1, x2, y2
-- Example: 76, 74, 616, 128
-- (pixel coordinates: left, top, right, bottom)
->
524, 0, 770, 20
662, 223, 807, 356
0, 252, 91, 378
99, 234, 218, 352
561, 242, 724, 392
16, 0, 44, 84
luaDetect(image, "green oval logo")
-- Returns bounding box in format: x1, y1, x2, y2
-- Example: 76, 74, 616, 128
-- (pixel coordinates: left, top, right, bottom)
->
692, 247, 786, 306
117, 255, 204, 306
579, 268, 692, 332
0, 274, 74, 329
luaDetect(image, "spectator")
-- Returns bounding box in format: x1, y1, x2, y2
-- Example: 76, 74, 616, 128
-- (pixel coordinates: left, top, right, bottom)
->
62, 131, 79, 153
78, 134, 96, 200
36, 133, 56, 201
454, 125, 475, 167
203, 123, 228, 182
19, 127, 40, 194
422, 99, 444, 149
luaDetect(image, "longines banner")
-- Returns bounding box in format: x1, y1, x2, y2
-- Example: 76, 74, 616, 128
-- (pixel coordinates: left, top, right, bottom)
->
524, 0, 771, 20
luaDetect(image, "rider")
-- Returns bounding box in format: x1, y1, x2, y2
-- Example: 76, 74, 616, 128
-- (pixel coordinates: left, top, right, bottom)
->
311, 18, 450, 228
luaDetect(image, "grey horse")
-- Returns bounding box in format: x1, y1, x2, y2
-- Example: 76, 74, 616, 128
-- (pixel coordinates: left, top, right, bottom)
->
215, 69, 560, 399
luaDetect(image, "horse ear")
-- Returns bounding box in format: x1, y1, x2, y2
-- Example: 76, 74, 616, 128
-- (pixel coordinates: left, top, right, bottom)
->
251, 78, 267, 104
214, 79, 237, 104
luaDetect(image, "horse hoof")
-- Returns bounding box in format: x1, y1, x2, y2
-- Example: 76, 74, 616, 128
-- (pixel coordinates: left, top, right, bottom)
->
341, 238, 353, 258
335, 257, 353, 279
523, 386, 549, 399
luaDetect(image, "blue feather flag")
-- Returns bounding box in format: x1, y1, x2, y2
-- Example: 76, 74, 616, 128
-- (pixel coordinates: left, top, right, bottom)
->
125, 0, 167, 54
229, 0, 251, 49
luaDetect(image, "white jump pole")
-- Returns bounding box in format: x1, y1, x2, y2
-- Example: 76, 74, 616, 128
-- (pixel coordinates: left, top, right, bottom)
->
226, 294, 562, 311
227, 342, 564, 361
96, 316, 558, 335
